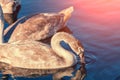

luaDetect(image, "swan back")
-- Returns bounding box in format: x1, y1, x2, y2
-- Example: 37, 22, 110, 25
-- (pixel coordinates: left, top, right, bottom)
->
8, 13, 64, 42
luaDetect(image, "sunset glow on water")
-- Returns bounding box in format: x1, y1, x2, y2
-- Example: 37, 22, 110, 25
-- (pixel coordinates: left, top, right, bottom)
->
2, 0, 120, 80
74, 0, 120, 24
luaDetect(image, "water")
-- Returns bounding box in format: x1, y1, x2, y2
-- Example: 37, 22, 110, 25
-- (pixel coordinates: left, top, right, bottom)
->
3, 0, 120, 80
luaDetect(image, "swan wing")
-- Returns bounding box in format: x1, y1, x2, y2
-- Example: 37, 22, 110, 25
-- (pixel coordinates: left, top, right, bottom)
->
0, 40, 66, 69
7, 13, 64, 42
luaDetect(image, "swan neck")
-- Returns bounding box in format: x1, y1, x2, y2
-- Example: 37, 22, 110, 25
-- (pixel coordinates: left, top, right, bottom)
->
0, 5, 4, 43
51, 32, 75, 66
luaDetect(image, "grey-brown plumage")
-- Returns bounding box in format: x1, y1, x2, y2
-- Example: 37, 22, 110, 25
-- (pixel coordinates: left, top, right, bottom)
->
4, 7, 73, 43
0, 5, 86, 80
0, 32, 86, 80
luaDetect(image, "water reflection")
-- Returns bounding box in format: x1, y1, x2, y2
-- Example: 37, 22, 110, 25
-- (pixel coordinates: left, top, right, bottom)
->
0, 61, 86, 80
84, 51, 97, 65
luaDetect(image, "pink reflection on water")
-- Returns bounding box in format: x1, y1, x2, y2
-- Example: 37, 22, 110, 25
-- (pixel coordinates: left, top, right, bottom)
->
73, 0, 120, 25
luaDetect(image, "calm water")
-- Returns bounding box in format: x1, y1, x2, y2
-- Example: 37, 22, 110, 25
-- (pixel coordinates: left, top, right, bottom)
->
3, 0, 120, 80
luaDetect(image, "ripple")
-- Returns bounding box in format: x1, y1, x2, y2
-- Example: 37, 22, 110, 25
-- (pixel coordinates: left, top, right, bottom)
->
115, 76, 120, 80
84, 51, 97, 65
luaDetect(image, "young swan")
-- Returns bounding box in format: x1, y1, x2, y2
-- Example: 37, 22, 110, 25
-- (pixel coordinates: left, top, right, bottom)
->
0, 32, 86, 80
0, 0, 21, 24
3, 6, 73, 43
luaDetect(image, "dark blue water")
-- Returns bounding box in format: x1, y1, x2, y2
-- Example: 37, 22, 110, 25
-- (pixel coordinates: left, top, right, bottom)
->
3, 0, 120, 80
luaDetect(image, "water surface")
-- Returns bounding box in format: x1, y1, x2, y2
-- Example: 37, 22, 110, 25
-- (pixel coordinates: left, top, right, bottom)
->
4, 0, 120, 80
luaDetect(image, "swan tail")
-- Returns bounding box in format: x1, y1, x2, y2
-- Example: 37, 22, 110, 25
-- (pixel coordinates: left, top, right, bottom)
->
59, 6, 74, 24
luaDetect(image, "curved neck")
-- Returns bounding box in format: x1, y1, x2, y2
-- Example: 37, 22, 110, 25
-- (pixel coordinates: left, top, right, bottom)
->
0, 5, 4, 43
51, 32, 76, 67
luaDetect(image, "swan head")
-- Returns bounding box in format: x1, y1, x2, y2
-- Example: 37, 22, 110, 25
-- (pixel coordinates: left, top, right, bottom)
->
0, 0, 21, 24
70, 40, 84, 55
70, 40, 85, 63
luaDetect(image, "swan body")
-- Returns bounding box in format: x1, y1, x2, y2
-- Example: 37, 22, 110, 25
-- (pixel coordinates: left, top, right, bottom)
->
0, 5, 83, 69
0, 32, 85, 80
0, 0, 21, 24
3, 6, 73, 42
0, 32, 84, 69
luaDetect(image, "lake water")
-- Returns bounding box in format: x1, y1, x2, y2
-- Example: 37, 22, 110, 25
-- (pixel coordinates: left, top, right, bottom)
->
2, 0, 120, 80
